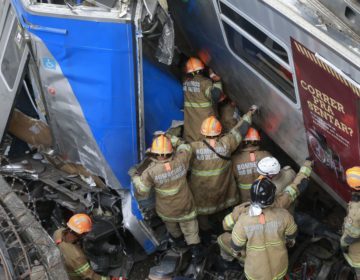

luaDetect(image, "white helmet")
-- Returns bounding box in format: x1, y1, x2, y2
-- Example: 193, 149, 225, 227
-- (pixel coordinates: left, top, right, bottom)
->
257, 157, 281, 176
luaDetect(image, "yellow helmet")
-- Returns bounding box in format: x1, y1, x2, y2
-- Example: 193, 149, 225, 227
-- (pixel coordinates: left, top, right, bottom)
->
346, 166, 360, 190
200, 116, 222, 137
151, 135, 173, 155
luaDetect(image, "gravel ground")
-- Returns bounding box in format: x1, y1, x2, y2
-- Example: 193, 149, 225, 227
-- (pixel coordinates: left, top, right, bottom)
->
128, 255, 156, 280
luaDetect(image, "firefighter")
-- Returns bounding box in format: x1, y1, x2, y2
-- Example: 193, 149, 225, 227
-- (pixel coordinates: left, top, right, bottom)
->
231, 178, 298, 280
256, 156, 296, 194
218, 94, 240, 133
218, 158, 312, 263
54, 214, 120, 280
129, 134, 202, 263
232, 127, 272, 202
189, 106, 257, 232
341, 166, 360, 279
183, 57, 222, 142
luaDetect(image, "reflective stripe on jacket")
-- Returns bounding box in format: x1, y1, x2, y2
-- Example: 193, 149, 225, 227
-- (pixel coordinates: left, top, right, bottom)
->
222, 162, 312, 231
342, 200, 360, 268
183, 74, 220, 142
232, 207, 297, 280
232, 146, 272, 202
189, 117, 251, 215
54, 228, 110, 280
132, 144, 196, 222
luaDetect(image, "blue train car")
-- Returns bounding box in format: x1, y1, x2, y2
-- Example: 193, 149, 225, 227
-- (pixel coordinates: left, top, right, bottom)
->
0, 0, 182, 261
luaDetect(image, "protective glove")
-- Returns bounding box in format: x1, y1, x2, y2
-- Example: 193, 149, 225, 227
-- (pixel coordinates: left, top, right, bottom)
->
297, 178, 310, 194
249, 105, 258, 114
128, 166, 138, 177
209, 68, 221, 82
286, 239, 296, 248
305, 156, 314, 168
165, 133, 180, 147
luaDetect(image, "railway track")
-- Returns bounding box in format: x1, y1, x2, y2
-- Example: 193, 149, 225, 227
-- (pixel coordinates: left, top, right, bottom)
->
0, 175, 68, 280
0, 201, 31, 279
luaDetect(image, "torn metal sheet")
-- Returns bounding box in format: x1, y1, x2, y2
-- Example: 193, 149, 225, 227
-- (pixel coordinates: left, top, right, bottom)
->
29, 33, 123, 190
155, 12, 175, 65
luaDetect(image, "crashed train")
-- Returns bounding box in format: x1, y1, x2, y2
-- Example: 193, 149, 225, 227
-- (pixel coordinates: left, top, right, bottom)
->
0, 0, 359, 278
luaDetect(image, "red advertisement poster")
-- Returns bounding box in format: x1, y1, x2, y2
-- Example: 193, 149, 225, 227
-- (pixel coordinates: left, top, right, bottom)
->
291, 38, 360, 201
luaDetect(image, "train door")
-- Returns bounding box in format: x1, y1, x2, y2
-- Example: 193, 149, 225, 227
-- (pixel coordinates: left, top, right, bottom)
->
0, 0, 29, 141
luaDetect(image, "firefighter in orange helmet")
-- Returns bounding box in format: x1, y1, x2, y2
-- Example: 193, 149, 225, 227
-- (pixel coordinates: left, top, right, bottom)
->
189, 106, 257, 233
183, 57, 223, 142
130, 134, 202, 263
232, 127, 272, 202
341, 166, 360, 279
53, 214, 120, 280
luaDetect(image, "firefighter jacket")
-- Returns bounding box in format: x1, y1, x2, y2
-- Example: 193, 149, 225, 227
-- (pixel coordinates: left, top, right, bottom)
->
341, 199, 360, 269
231, 207, 297, 280
132, 143, 196, 222
272, 166, 296, 194
189, 114, 251, 215
222, 160, 312, 231
218, 101, 240, 133
54, 228, 109, 280
232, 145, 272, 202
183, 74, 222, 142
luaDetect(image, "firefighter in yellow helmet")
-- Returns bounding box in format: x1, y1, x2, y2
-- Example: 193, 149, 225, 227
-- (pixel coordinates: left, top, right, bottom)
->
183, 57, 223, 142
341, 166, 360, 279
231, 178, 297, 280
54, 214, 119, 280
189, 106, 257, 233
232, 127, 272, 202
129, 134, 202, 263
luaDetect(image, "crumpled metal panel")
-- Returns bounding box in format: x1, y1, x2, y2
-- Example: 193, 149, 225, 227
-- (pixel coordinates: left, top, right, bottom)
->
30, 33, 121, 189
0, 176, 69, 279
155, 14, 175, 65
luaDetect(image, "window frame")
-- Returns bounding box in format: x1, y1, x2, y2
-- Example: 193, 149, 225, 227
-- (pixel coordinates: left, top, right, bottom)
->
0, 18, 26, 90
216, 0, 299, 105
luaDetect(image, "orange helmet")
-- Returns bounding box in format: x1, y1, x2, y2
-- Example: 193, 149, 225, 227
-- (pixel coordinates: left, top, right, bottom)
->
67, 214, 92, 234
151, 135, 173, 155
346, 166, 360, 190
244, 127, 261, 142
185, 57, 205, 74
201, 116, 222, 137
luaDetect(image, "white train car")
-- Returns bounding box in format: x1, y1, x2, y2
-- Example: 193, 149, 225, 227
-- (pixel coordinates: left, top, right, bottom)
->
170, 0, 360, 206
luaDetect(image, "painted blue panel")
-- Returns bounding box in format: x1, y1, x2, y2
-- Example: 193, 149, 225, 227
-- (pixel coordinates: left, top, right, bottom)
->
143, 59, 183, 147
11, 0, 138, 189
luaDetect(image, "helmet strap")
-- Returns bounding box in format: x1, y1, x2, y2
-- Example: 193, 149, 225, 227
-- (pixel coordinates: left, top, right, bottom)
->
259, 213, 266, 225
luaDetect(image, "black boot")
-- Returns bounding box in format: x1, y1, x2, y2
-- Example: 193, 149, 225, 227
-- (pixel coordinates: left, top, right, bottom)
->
190, 244, 204, 264
200, 230, 214, 246
215, 255, 243, 273
169, 236, 187, 249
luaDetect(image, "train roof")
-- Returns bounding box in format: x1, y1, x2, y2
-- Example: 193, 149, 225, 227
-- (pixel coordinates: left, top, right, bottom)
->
273, 0, 360, 77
